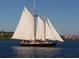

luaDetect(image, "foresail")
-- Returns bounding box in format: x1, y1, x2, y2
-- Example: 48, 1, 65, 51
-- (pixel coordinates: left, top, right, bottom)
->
12, 7, 34, 41
47, 18, 64, 42
36, 16, 45, 41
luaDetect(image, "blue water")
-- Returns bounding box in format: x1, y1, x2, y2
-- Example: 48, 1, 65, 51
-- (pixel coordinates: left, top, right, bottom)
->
0, 39, 79, 58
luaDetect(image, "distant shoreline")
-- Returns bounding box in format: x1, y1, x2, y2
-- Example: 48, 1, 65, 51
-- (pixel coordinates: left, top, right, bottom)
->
0, 31, 13, 39
0, 31, 79, 40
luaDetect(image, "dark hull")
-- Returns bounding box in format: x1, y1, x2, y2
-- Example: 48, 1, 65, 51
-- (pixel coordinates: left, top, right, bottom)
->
19, 43, 57, 47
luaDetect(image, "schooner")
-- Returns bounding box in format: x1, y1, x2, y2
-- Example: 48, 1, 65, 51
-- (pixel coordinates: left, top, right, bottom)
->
11, 2, 64, 47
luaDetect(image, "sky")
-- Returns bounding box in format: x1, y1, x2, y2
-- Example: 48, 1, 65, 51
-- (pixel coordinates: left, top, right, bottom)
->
0, 0, 79, 35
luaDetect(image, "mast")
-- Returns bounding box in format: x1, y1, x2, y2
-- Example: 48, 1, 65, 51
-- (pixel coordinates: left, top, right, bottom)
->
33, 0, 36, 42
34, 0, 35, 11
44, 19, 46, 41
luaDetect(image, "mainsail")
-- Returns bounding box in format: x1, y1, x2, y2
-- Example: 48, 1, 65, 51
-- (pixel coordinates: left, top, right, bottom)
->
36, 16, 45, 41
47, 18, 64, 42
12, 7, 34, 41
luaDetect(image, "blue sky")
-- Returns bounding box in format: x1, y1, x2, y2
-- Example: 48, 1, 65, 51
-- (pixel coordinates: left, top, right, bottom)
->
0, 0, 79, 35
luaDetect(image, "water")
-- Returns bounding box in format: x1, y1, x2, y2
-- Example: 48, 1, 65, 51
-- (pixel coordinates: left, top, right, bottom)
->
0, 39, 79, 58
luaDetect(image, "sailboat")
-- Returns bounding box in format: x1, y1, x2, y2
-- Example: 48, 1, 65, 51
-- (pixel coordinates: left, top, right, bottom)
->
11, 5, 64, 47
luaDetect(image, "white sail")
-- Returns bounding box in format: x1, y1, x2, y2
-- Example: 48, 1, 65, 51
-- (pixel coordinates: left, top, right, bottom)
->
36, 16, 45, 41
12, 7, 34, 41
45, 20, 56, 41
47, 18, 64, 42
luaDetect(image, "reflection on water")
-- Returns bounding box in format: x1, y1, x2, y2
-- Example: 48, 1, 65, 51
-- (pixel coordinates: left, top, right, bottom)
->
0, 39, 79, 58
12, 47, 61, 58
